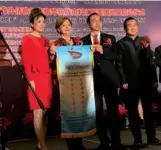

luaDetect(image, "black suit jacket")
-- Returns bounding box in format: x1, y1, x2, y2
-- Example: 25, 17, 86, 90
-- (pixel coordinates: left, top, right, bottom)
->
117, 36, 157, 89
81, 33, 122, 88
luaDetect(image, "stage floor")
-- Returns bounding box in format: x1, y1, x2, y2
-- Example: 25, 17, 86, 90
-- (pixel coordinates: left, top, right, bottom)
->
6, 129, 161, 150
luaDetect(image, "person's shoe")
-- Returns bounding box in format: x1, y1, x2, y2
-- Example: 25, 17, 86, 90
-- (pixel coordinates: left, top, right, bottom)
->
36, 146, 48, 150
148, 137, 161, 145
133, 141, 146, 149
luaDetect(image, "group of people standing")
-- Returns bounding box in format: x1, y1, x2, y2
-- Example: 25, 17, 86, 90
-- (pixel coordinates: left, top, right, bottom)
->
21, 7, 161, 150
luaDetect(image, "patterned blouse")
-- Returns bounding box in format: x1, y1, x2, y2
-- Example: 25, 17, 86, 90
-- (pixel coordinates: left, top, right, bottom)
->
49, 37, 82, 86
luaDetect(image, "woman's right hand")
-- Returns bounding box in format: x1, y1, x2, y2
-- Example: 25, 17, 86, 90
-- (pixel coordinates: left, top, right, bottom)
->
49, 42, 57, 55
29, 80, 35, 91
50, 45, 56, 55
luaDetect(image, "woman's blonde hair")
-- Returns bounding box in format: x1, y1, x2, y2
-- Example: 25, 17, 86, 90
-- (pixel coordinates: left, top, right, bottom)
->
55, 17, 72, 33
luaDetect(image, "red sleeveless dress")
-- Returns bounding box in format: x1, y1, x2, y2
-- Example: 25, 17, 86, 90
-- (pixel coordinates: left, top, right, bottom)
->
22, 34, 52, 110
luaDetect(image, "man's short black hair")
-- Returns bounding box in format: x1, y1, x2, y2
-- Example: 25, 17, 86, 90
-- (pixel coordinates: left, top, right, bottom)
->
87, 13, 100, 24
123, 17, 138, 29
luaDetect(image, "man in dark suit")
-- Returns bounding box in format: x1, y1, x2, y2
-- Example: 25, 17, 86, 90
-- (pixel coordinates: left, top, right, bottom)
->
81, 13, 126, 150
117, 17, 161, 149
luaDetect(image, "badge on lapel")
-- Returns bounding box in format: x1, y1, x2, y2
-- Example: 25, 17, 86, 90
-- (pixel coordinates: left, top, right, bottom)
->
140, 36, 150, 48
74, 37, 83, 45
103, 37, 112, 46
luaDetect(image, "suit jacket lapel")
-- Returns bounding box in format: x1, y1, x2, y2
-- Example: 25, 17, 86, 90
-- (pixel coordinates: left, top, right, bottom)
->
85, 34, 92, 45
100, 33, 105, 45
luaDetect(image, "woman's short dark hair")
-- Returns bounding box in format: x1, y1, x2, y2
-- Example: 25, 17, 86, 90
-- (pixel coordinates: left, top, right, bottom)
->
123, 17, 138, 29
55, 17, 72, 33
29, 8, 46, 24
86, 13, 100, 24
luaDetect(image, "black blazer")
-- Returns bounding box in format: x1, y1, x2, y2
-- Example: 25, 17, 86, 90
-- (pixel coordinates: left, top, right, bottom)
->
81, 33, 122, 88
117, 36, 157, 89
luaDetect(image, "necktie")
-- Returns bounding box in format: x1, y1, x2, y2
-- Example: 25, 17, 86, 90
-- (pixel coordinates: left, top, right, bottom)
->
93, 34, 99, 44
93, 34, 100, 61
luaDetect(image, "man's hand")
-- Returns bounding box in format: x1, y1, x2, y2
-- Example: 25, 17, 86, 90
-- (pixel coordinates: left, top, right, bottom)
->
122, 83, 128, 89
95, 44, 103, 54
90, 45, 95, 52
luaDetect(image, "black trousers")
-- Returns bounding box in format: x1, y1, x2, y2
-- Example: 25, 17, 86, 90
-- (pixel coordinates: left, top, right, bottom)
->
123, 85, 156, 143
94, 80, 121, 149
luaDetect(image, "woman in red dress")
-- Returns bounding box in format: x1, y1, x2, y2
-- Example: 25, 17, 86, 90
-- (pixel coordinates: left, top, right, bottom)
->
21, 8, 52, 150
